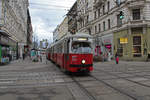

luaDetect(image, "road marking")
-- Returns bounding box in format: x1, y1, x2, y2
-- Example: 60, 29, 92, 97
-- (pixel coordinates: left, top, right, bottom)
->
0, 78, 17, 81
0, 86, 7, 89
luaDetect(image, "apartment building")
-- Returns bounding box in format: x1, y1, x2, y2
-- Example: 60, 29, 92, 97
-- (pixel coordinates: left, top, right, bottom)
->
0, 0, 31, 60
53, 17, 68, 42
76, 0, 150, 61
67, 1, 77, 34
77, 0, 93, 34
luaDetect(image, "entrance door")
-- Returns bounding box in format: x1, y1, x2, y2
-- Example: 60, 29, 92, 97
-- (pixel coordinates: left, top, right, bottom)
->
133, 36, 141, 57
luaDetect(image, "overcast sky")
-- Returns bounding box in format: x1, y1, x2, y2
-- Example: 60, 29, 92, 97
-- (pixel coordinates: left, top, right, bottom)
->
29, 0, 76, 43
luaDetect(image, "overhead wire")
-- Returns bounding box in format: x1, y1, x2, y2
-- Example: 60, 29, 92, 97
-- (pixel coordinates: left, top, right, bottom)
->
29, 2, 71, 9
29, 7, 68, 11
29, 2, 71, 11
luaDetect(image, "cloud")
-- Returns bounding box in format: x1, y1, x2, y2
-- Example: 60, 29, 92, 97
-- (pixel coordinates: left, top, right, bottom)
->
29, 0, 76, 44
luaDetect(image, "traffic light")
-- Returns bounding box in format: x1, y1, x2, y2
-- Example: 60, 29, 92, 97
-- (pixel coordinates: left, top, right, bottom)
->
119, 11, 124, 19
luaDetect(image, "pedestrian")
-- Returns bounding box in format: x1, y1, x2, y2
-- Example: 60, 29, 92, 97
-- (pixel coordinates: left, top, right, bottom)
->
115, 52, 119, 64
40, 55, 42, 62
147, 52, 150, 61
23, 53, 25, 60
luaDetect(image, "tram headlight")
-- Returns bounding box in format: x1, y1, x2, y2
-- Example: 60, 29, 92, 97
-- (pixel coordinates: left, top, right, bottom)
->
82, 60, 86, 64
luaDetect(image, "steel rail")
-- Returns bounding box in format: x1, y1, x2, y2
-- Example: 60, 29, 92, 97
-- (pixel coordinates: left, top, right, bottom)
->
70, 76, 97, 100
89, 74, 138, 100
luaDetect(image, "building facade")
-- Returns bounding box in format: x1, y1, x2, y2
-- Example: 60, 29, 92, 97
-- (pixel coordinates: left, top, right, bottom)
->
75, 0, 150, 61
0, 0, 31, 62
53, 17, 68, 42
58, 17, 68, 39
77, 0, 93, 34
26, 9, 33, 53
53, 25, 59, 42
67, 1, 77, 34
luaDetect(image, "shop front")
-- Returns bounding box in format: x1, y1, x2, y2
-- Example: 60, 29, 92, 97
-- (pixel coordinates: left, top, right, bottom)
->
0, 30, 10, 64
114, 27, 150, 61
93, 34, 113, 61
101, 34, 113, 56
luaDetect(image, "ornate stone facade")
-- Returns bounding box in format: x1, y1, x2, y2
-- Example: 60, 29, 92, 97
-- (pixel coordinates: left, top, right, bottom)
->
0, 0, 32, 59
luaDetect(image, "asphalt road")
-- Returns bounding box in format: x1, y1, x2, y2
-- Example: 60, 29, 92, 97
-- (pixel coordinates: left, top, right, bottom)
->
0, 56, 150, 100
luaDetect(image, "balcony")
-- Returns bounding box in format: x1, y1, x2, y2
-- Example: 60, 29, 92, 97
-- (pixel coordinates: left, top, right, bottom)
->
127, 0, 145, 8
93, 0, 105, 9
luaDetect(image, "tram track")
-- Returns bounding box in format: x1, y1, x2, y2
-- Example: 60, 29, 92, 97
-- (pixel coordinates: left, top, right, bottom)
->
95, 68, 150, 88
69, 72, 140, 100
89, 74, 138, 100
70, 76, 97, 100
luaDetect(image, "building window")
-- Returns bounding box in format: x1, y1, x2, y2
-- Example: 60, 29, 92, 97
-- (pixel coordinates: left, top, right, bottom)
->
88, 28, 91, 35
132, 9, 141, 20
116, 0, 121, 6
98, 9, 100, 17
103, 21, 105, 31
133, 36, 142, 57
95, 25, 97, 34
108, 19, 110, 29
117, 14, 122, 26
98, 24, 101, 32
83, 20, 84, 26
117, 38, 123, 57
94, 11, 97, 19
107, 1, 110, 12
86, 15, 89, 23
86, 2, 88, 8
103, 5, 105, 15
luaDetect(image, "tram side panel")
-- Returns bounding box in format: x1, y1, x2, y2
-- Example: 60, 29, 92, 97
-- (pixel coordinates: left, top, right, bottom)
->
57, 53, 63, 67
56, 43, 64, 67
51, 52, 54, 62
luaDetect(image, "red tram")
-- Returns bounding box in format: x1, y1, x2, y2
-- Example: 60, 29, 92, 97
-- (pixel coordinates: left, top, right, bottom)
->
46, 33, 93, 73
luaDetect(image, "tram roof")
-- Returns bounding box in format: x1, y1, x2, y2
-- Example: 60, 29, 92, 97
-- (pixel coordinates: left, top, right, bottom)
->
49, 32, 92, 48
67, 32, 92, 38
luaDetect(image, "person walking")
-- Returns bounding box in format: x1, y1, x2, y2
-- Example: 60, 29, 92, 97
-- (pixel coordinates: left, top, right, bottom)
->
115, 52, 119, 64
147, 52, 150, 61
23, 53, 25, 60
40, 55, 42, 62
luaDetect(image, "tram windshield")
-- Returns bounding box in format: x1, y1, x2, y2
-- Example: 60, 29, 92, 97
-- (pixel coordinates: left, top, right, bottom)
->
72, 42, 92, 54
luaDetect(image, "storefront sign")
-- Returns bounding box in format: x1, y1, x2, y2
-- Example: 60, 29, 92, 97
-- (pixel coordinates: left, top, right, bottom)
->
120, 38, 128, 44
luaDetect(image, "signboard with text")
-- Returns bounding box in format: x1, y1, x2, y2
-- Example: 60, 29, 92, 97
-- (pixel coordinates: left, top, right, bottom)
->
120, 38, 128, 44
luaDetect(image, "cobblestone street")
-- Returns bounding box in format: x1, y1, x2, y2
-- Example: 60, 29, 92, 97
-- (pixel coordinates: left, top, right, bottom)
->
0, 57, 150, 100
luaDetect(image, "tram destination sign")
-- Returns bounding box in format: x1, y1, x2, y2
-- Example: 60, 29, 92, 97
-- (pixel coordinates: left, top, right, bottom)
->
77, 38, 87, 41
